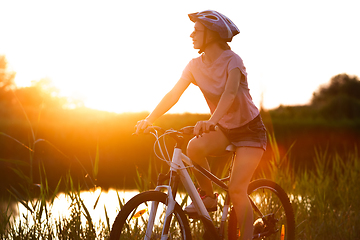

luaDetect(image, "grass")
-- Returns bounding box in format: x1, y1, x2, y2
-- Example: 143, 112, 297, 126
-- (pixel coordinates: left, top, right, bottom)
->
291, 147, 360, 239
264, 134, 360, 240
0, 92, 110, 239
1, 98, 360, 240
0, 175, 110, 239
1, 138, 360, 239
0, 131, 110, 239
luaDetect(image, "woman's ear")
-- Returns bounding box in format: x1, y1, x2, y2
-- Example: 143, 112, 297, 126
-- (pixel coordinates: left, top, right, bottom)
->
206, 30, 222, 44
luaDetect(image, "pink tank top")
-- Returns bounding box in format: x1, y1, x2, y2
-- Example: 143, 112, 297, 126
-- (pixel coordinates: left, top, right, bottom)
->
181, 50, 259, 129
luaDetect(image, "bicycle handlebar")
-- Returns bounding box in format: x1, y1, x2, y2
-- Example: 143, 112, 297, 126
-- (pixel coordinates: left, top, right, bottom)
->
135, 125, 217, 150
141, 125, 216, 136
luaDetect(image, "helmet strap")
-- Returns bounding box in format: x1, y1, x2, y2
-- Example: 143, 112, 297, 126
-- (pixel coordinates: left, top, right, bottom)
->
198, 28, 221, 54
198, 28, 207, 54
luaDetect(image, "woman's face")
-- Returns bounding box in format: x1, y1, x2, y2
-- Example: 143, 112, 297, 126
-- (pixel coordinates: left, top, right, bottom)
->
190, 21, 206, 50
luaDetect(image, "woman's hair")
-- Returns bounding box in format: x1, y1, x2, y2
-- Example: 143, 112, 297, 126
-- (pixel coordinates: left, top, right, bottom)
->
208, 29, 231, 50
217, 41, 231, 50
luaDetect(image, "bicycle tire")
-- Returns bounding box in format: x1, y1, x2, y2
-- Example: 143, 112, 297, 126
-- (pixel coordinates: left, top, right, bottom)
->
228, 179, 295, 240
109, 191, 192, 240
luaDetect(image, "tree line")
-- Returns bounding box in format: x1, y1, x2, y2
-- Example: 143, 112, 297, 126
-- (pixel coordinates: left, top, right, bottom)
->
1, 55, 360, 194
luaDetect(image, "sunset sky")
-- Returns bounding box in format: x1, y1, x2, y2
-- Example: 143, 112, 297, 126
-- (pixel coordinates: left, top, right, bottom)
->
1, 0, 359, 114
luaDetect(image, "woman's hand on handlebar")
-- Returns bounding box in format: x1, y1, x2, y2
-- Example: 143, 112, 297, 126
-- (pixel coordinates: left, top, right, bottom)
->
193, 120, 216, 137
135, 119, 153, 134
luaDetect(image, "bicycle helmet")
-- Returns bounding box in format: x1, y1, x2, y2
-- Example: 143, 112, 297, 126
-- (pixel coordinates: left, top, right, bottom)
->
188, 10, 240, 42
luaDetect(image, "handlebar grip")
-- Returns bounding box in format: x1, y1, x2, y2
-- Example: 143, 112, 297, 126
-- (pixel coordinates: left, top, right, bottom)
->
180, 125, 217, 135
198, 125, 217, 135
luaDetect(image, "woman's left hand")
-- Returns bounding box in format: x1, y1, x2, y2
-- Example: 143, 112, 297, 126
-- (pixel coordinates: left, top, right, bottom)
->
193, 120, 216, 137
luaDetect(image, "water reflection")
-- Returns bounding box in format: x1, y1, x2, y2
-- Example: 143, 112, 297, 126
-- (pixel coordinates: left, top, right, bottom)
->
13, 189, 308, 235
16, 188, 140, 228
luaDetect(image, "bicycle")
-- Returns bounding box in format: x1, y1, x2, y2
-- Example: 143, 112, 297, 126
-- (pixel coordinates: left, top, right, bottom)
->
109, 126, 295, 240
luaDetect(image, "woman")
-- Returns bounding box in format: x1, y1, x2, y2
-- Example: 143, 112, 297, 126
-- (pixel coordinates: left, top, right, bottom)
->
135, 10, 267, 240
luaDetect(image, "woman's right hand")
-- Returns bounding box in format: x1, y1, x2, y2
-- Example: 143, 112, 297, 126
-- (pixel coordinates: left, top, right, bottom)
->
134, 119, 153, 134
193, 120, 216, 137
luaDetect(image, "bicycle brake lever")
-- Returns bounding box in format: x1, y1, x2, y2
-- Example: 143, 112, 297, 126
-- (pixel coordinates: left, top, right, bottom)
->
180, 126, 194, 135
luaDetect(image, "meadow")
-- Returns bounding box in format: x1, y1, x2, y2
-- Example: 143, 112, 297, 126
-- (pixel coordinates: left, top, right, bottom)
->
1, 107, 360, 239
1, 70, 360, 239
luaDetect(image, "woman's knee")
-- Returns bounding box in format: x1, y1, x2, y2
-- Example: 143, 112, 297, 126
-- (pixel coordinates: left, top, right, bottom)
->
187, 137, 207, 159
187, 131, 229, 158
228, 181, 248, 199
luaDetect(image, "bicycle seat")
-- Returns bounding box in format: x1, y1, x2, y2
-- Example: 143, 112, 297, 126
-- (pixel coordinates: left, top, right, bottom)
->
225, 144, 236, 152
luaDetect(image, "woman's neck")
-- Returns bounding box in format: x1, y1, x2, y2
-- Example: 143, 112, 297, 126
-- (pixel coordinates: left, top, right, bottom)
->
202, 44, 227, 64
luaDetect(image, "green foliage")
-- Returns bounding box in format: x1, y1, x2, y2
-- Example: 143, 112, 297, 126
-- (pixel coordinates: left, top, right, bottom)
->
318, 94, 360, 119
270, 73, 360, 120
277, 147, 360, 240
250, 131, 360, 239
312, 73, 360, 106
1, 130, 360, 239
0, 55, 16, 103
263, 132, 295, 190
1, 174, 110, 239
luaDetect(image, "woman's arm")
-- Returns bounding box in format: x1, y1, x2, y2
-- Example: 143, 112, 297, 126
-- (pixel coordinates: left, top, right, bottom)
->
194, 68, 241, 135
135, 77, 191, 133
210, 67, 241, 123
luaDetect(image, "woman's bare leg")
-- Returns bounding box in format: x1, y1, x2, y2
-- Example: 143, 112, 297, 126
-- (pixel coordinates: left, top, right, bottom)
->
186, 129, 230, 196
229, 147, 264, 240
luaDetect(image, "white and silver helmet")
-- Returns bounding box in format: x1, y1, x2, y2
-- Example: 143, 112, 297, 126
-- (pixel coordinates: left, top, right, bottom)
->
188, 10, 240, 42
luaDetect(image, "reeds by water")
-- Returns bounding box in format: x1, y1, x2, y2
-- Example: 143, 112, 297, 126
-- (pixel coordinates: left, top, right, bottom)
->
2, 96, 360, 239
1, 137, 360, 239
265, 133, 360, 240
1, 109, 360, 239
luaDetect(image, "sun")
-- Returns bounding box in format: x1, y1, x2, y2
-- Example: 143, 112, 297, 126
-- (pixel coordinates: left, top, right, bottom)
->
1, 1, 359, 114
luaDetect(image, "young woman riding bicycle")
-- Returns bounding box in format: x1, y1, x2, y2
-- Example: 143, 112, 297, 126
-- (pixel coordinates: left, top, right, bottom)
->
135, 10, 267, 240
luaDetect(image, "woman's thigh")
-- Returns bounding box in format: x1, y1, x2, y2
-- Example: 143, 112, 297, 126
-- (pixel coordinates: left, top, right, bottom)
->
229, 147, 264, 192
187, 128, 231, 157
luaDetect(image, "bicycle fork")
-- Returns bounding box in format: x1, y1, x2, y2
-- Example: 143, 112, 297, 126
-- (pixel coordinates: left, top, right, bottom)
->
146, 184, 176, 240
146, 160, 180, 239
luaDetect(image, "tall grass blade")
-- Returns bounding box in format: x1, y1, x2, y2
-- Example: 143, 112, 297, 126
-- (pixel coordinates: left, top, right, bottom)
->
0, 157, 29, 166
104, 205, 110, 231
116, 190, 125, 209
0, 132, 34, 152
78, 196, 96, 238
50, 178, 62, 204
93, 144, 100, 181
74, 156, 95, 189
134, 166, 143, 191
93, 190, 102, 210
9, 167, 31, 184
8, 187, 33, 213
11, 89, 35, 142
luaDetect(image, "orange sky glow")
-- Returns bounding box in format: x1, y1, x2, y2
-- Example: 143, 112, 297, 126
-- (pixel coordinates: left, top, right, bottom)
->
1, 1, 359, 114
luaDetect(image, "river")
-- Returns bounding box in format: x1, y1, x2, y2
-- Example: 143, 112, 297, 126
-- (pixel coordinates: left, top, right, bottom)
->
12, 188, 140, 230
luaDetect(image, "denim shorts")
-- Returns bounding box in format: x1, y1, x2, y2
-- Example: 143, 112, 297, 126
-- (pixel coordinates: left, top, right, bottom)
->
218, 114, 267, 151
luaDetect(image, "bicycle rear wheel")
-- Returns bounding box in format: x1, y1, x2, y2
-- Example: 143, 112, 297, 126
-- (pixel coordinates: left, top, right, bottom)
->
109, 191, 192, 240
228, 179, 295, 240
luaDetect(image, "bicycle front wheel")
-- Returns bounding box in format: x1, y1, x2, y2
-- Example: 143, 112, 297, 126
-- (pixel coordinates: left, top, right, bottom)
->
109, 191, 192, 240
228, 179, 295, 240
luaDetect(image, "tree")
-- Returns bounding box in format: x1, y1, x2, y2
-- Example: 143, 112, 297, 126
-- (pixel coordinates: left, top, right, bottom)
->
311, 73, 360, 119
0, 55, 16, 104
312, 74, 360, 105
14, 78, 67, 109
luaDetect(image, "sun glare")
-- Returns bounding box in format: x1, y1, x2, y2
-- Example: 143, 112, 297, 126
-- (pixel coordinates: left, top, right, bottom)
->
1, 1, 359, 113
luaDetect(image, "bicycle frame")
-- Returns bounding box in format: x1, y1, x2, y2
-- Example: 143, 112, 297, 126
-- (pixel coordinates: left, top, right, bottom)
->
109, 127, 294, 240
147, 145, 228, 239
144, 128, 266, 240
